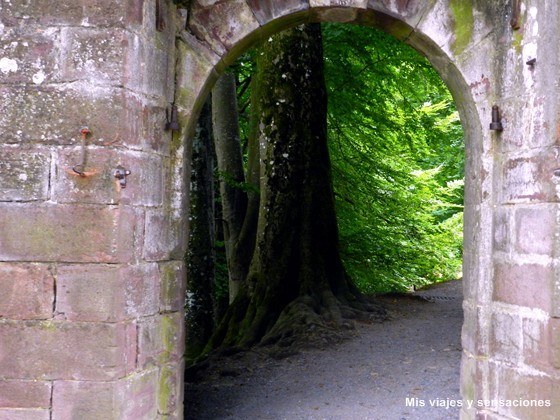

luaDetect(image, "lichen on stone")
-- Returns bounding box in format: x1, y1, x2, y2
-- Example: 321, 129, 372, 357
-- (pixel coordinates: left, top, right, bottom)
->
450, 0, 474, 55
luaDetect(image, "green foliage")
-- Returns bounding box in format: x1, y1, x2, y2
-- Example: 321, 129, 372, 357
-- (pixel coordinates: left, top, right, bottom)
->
216, 170, 260, 194
323, 23, 464, 293
232, 24, 464, 294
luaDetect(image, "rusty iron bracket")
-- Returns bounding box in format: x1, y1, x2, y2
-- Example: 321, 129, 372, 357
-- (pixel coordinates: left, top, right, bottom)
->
165, 104, 180, 131
156, 0, 166, 32
490, 105, 504, 131
114, 165, 131, 188
511, 0, 521, 30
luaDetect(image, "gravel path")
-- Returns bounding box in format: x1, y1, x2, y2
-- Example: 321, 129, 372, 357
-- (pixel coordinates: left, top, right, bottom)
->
185, 280, 463, 420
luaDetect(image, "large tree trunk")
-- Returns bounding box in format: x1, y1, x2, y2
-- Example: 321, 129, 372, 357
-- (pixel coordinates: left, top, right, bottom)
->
208, 24, 385, 352
185, 98, 216, 359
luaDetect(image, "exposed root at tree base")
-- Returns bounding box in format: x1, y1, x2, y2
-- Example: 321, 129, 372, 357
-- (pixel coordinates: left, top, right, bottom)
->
260, 294, 387, 351
188, 294, 387, 379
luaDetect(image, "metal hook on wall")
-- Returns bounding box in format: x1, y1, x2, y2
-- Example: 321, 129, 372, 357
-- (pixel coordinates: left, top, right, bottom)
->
72, 126, 91, 176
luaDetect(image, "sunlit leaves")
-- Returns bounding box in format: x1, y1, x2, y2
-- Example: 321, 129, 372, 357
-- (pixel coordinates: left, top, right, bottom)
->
323, 23, 464, 293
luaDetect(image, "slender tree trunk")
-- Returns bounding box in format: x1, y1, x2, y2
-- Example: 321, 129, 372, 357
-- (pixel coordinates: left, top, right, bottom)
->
212, 73, 259, 303
208, 24, 385, 352
185, 98, 216, 359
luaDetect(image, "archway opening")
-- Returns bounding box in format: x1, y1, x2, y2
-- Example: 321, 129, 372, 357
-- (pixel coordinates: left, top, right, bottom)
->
180, 4, 486, 418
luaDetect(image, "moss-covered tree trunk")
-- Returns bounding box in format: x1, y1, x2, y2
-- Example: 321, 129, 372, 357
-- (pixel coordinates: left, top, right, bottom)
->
185, 98, 216, 359
208, 24, 384, 351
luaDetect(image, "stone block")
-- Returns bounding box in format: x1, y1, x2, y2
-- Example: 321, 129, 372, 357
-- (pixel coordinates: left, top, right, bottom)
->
58, 27, 128, 85
0, 263, 54, 320
123, 94, 171, 154
122, 264, 161, 319
0, 148, 50, 202
119, 152, 165, 207
1, 0, 138, 28
138, 313, 184, 369
0, 84, 127, 146
188, 0, 260, 57
0, 409, 50, 420
159, 260, 186, 312
460, 354, 487, 409
52, 370, 160, 420
462, 305, 489, 356
56, 264, 159, 322
493, 263, 552, 312
52, 148, 121, 205
0, 380, 51, 408
247, 0, 309, 25
52, 380, 117, 420
175, 31, 220, 131
0, 203, 139, 263
489, 364, 554, 419
158, 361, 184, 416
492, 206, 512, 253
52, 148, 164, 206
117, 369, 158, 420
0, 319, 136, 380
499, 149, 559, 204
143, 208, 183, 262
416, 0, 497, 59
0, 26, 58, 85
515, 205, 556, 255
522, 317, 551, 370
497, 96, 552, 152
459, 354, 475, 400
490, 311, 522, 363
124, 30, 175, 99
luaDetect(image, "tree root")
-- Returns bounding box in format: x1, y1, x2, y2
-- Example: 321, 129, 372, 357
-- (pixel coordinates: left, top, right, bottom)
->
259, 292, 387, 352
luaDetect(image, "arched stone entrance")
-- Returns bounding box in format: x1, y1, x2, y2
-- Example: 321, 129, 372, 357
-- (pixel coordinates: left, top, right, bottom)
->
0, 1, 558, 418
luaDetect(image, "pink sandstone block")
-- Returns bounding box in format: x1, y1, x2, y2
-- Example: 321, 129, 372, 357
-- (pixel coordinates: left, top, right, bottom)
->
0, 380, 51, 408
52, 370, 159, 420
0, 409, 50, 420
522, 317, 551, 370
489, 363, 554, 419
159, 260, 186, 312
0, 149, 50, 201
188, 0, 260, 55
515, 206, 556, 255
0, 263, 54, 320
490, 312, 521, 362
0, 203, 139, 263
117, 369, 158, 420
493, 263, 552, 311
0, 320, 136, 380
52, 380, 117, 420
158, 361, 185, 416
2, 0, 140, 27
138, 313, 184, 369
56, 264, 159, 322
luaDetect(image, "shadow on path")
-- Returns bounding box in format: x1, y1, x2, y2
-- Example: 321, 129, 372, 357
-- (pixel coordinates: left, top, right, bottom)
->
185, 280, 463, 420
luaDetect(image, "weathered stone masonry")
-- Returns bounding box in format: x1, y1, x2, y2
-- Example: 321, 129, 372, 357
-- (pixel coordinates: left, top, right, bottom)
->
0, 0, 559, 419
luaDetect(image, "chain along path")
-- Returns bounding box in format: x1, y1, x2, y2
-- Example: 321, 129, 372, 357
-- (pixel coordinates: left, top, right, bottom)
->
185, 280, 463, 420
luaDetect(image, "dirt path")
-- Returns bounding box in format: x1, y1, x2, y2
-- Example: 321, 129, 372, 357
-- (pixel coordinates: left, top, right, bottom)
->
184, 280, 463, 420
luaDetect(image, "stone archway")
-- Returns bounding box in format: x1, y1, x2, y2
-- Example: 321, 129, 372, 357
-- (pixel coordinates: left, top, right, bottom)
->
0, 1, 558, 419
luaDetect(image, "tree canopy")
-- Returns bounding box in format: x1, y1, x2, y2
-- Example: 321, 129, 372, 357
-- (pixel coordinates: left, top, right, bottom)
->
233, 23, 464, 295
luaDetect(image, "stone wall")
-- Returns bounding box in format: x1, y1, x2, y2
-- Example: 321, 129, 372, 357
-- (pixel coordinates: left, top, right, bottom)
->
1, 0, 559, 418
0, 0, 185, 418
